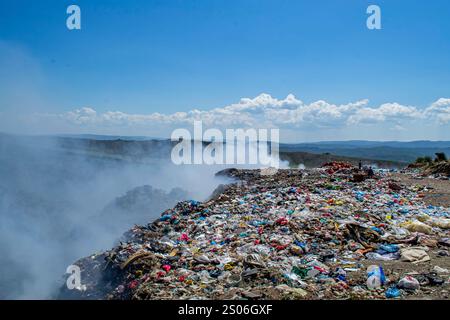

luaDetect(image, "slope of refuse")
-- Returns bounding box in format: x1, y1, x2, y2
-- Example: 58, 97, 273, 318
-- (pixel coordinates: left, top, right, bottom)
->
59, 165, 450, 300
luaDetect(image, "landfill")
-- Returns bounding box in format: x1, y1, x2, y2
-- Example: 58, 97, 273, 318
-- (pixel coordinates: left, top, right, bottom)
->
60, 163, 450, 300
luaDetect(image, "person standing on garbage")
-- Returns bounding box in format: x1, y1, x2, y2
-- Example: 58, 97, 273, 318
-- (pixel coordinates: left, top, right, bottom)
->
367, 166, 374, 178
358, 160, 362, 170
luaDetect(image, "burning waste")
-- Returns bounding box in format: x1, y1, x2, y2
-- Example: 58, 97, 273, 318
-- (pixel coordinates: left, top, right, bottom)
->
59, 164, 450, 300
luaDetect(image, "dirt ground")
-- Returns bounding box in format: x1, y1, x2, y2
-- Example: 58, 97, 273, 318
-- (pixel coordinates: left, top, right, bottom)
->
394, 174, 450, 207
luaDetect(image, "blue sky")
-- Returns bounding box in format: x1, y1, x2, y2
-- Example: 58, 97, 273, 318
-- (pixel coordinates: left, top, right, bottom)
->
0, 0, 449, 141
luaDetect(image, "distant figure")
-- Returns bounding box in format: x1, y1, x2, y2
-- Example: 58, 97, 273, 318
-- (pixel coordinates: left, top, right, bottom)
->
358, 160, 362, 170
367, 166, 374, 178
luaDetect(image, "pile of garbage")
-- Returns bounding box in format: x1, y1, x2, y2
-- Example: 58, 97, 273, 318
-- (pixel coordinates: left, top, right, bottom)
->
322, 161, 354, 175
426, 161, 450, 177
406, 161, 450, 180
60, 167, 450, 300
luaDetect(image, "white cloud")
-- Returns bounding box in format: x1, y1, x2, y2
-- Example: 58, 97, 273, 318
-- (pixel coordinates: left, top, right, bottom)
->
33, 94, 450, 139
347, 102, 422, 124
424, 98, 450, 124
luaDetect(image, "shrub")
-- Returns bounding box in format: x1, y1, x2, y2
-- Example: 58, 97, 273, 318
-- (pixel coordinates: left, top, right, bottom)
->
435, 152, 447, 162
424, 156, 432, 163
416, 156, 433, 165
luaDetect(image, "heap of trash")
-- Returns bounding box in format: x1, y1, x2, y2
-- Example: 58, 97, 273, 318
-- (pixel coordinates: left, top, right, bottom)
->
322, 161, 354, 175
406, 158, 450, 180
60, 166, 450, 300
424, 161, 450, 178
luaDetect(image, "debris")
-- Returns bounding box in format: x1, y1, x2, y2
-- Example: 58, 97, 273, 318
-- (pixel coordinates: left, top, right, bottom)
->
366, 265, 386, 290
398, 276, 420, 291
60, 168, 450, 300
403, 221, 433, 235
385, 286, 401, 298
433, 266, 449, 274
400, 247, 431, 264
429, 218, 450, 229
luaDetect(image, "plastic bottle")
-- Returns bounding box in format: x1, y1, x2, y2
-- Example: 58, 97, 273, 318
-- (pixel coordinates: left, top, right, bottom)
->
366, 265, 386, 290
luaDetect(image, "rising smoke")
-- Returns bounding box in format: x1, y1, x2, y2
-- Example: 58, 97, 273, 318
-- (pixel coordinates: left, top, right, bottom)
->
0, 134, 235, 299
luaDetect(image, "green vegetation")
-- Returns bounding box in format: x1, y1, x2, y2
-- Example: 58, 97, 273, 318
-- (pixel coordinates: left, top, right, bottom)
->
435, 152, 447, 162
416, 152, 447, 165
415, 156, 433, 164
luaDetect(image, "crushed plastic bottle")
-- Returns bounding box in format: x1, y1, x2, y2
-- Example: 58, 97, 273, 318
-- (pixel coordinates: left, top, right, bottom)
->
366, 265, 386, 290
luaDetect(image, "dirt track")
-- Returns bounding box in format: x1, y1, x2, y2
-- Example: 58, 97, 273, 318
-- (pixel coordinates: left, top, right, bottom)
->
394, 174, 450, 207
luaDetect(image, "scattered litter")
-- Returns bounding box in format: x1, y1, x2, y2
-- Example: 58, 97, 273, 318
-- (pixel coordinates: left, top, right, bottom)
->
400, 247, 431, 264
398, 276, 420, 291
60, 166, 450, 300
433, 266, 449, 274
385, 286, 401, 298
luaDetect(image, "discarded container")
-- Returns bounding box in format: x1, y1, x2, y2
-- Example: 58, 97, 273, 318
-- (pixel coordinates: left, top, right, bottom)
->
366, 265, 386, 290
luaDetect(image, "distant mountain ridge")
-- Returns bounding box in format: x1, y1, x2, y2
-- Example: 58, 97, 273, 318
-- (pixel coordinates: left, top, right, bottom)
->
280, 141, 450, 163
2, 132, 449, 164
281, 140, 450, 149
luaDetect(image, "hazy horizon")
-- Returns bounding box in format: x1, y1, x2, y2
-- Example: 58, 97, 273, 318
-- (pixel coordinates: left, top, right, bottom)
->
2, 131, 450, 144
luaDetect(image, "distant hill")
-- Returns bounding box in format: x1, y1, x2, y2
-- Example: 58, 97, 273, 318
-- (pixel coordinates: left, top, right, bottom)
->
56, 134, 163, 141
282, 140, 450, 149
2, 133, 448, 166
55, 137, 405, 168
280, 141, 450, 163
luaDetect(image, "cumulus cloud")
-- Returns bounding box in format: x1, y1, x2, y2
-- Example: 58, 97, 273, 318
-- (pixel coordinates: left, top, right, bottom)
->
47, 94, 449, 132
347, 102, 423, 124
424, 98, 450, 124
